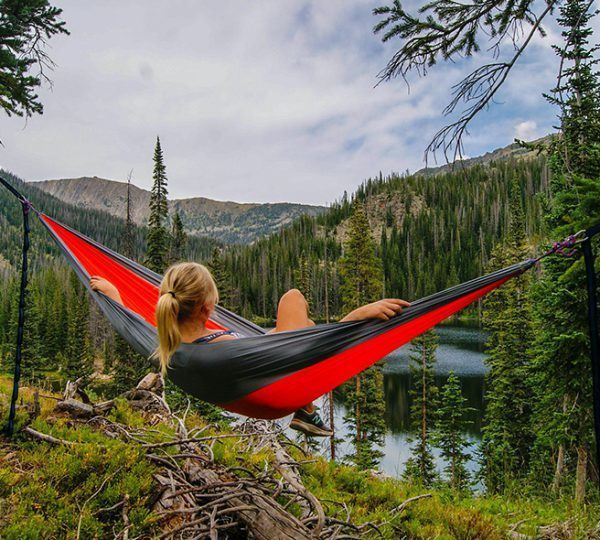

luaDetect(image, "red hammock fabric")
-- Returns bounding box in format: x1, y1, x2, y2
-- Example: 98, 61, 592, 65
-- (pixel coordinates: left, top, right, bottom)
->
40, 214, 225, 331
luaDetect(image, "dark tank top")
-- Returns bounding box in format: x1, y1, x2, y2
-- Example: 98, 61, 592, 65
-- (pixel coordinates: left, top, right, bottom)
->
192, 330, 238, 344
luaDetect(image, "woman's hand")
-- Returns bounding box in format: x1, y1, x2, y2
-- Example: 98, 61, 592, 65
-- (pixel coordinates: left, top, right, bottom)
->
90, 276, 123, 304
341, 299, 411, 322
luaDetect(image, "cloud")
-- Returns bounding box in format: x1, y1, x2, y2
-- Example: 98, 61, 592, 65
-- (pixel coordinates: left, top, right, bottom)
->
0, 0, 569, 204
514, 120, 542, 141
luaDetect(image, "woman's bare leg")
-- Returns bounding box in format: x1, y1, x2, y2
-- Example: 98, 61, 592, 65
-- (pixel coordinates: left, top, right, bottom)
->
273, 289, 317, 412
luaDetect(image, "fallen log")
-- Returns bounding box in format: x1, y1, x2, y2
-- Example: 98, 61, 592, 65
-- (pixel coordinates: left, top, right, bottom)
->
185, 464, 313, 540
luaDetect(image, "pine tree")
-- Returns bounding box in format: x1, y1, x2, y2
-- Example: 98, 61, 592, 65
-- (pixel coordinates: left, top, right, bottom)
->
339, 201, 383, 308
339, 201, 386, 469
530, 0, 600, 502
112, 338, 149, 393
544, 0, 600, 179
0, 0, 68, 123
481, 177, 534, 493
147, 137, 170, 273
434, 372, 474, 491
209, 247, 235, 311
63, 273, 93, 381
43, 271, 65, 369
294, 253, 312, 304
404, 330, 438, 486
342, 364, 386, 469
18, 287, 45, 384
0, 276, 16, 366
169, 211, 187, 264
113, 170, 151, 393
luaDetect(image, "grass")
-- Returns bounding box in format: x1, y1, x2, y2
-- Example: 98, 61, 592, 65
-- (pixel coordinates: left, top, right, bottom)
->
0, 375, 598, 539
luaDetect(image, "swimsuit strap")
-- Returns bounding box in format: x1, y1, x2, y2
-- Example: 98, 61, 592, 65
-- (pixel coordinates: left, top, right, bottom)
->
193, 330, 236, 344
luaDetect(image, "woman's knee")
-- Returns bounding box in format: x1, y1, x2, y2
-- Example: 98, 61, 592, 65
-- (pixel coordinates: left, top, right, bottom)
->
274, 289, 311, 332
279, 288, 307, 307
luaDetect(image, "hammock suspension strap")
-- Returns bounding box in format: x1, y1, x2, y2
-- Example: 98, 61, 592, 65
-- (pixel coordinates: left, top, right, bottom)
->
0, 176, 33, 436
531, 229, 588, 263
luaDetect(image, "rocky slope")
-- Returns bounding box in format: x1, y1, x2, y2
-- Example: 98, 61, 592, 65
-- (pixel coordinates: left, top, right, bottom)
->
30, 176, 326, 244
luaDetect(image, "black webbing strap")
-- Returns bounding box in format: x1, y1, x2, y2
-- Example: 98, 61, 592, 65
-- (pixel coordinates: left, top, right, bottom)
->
583, 224, 600, 476
0, 176, 33, 436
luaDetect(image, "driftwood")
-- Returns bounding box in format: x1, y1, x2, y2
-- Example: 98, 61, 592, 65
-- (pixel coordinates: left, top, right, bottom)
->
22, 373, 431, 539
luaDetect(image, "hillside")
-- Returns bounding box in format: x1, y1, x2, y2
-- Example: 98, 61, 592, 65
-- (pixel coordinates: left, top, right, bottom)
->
1, 147, 551, 325
0, 171, 218, 273
2, 374, 597, 538
31, 177, 326, 244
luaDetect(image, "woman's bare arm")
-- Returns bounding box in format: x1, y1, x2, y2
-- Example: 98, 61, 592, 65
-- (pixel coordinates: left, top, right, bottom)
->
90, 276, 123, 305
340, 299, 410, 322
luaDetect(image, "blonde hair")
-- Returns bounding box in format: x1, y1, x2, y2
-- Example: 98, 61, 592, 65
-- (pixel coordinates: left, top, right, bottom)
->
154, 262, 219, 374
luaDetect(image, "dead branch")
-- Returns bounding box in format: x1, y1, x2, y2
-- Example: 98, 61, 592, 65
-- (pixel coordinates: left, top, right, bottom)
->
76, 468, 122, 540
390, 493, 432, 515
119, 494, 131, 540
245, 419, 327, 536
22, 426, 78, 446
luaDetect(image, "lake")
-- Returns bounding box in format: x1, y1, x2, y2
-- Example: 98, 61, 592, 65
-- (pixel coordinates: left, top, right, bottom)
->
308, 324, 488, 478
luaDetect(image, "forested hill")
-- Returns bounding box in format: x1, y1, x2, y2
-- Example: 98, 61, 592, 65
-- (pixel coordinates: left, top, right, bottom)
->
220, 156, 550, 321
31, 177, 326, 244
0, 171, 218, 273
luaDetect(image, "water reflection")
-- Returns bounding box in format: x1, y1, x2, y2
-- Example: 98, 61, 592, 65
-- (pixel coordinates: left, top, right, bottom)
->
332, 324, 488, 478
383, 374, 485, 435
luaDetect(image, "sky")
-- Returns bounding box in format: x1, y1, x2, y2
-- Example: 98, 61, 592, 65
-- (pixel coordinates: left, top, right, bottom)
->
0, 0, 592, 205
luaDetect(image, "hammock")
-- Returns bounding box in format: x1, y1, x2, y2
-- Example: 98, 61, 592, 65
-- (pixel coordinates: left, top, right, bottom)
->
35, 212, 533, 418
1, 176, 597, 425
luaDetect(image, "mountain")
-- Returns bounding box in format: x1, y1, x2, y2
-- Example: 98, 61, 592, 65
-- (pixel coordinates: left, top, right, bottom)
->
28, 137, 549, 245
30, 177, 326, 244
414, 136, 550, 176
4, 137, 550, 321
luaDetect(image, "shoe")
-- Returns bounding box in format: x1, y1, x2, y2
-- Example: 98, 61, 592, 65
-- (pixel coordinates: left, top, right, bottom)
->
290, 407, 333, 437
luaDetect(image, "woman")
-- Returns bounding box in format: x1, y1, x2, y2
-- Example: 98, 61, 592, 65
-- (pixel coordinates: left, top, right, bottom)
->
90, 262, 409, 437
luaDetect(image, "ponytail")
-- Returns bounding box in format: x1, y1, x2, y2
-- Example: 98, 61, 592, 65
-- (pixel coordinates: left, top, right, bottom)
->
153, 262, 219, 374
155, 292, 182, 375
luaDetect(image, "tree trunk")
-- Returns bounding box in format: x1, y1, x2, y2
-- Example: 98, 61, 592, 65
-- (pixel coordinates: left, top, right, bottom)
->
328, 391, 336, 461
552, 444, 565, 493
186, 464, 313, 540
575, 445, 588, 503
553, 395, 569, 492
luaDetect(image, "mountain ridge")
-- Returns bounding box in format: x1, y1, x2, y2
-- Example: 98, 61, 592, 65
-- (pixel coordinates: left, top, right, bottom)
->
414, 135, 549, 176
30, 176, 326, 244
29, 136, 549, 245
